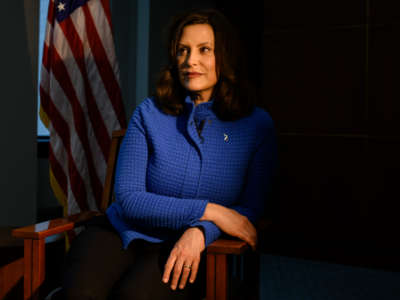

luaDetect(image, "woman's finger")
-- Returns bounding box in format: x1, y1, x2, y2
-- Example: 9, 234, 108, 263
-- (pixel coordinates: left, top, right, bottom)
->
162, 252, 177, 284
236, 223, 257, 250
178, 261, 193, 289
170, 257, 185, 290
189, 257, 200, 284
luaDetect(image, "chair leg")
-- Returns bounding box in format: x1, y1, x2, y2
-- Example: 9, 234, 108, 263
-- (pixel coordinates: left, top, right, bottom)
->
0, 256, 24, 299
24, 239, 45, 300
206, 253, 216, 300
216, 254, 228, 300
206, 253, 228, 300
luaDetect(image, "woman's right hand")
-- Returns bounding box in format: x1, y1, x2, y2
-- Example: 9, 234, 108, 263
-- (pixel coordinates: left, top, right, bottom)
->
200, 203, 258, 250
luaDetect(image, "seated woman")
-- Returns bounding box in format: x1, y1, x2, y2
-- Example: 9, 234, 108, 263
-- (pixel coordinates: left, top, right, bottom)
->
60, 8, 277, 300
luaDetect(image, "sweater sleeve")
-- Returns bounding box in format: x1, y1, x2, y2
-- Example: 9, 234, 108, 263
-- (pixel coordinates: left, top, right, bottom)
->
114, 104, 209, 231
189, 122, 278, 247
229, 123, 278, 225
189, 220, 221, 247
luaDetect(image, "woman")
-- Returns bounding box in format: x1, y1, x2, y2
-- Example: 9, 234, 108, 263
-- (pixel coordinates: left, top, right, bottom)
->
61, 8, 277, 300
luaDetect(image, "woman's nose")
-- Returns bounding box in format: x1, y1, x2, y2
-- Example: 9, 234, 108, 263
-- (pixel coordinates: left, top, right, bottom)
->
186, 50, 199, 66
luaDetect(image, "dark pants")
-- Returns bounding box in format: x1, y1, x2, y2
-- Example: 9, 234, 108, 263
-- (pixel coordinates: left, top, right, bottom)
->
60, 216, 206, 300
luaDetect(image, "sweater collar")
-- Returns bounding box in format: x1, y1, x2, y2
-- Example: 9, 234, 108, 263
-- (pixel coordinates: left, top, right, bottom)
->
184, 95, 215, 118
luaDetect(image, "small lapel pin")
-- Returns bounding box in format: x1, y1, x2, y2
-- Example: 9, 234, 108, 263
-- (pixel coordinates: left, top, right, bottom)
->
224, 133, 229, 142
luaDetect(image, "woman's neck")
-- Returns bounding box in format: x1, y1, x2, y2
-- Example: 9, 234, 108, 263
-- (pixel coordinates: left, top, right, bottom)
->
193, 99, 210, 106
191, 91, 212, 106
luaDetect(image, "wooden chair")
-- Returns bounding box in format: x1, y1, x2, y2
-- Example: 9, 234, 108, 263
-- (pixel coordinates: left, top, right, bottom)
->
0, 227, 24, 299
12, 130, 253, 300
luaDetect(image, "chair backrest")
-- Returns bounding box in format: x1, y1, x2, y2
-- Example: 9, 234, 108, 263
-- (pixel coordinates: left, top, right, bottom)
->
99, 129, 126, 213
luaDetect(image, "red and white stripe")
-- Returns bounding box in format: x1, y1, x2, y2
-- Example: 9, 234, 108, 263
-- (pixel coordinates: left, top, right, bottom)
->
40, 0, 126, 216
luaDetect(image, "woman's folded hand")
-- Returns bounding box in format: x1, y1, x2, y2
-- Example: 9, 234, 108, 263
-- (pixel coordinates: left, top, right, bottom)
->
200, 203, 257, 250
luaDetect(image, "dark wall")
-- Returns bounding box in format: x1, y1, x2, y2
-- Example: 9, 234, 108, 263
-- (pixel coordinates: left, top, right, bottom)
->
218, 1, 400, 271
0, 0, 37, 226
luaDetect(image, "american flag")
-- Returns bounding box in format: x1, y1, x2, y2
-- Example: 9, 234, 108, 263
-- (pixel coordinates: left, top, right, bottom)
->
39, 0, 126, 218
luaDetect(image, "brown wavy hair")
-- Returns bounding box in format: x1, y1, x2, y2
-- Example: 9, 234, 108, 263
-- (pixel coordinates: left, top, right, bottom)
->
153, 8, 256, 121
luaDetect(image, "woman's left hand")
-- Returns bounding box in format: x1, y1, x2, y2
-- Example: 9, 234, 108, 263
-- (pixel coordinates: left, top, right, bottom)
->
162, 227, 205, 290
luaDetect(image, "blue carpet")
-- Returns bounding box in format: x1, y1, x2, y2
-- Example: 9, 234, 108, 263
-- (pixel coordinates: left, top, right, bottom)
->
260, 255, 400, 300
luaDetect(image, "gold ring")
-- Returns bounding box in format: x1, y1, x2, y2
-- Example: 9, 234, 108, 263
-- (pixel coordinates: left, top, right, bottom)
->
183, 265, 192, 269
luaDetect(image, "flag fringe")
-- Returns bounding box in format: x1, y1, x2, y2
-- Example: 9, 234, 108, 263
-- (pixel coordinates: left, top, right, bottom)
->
39, 105, 50, 129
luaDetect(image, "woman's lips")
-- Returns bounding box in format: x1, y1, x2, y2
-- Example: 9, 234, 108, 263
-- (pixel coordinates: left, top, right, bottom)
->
185, 72, 202, 78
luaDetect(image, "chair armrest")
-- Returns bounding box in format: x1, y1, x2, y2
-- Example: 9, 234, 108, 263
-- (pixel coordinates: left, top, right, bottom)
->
207, 239, 249, 255
12, 211, 102, 240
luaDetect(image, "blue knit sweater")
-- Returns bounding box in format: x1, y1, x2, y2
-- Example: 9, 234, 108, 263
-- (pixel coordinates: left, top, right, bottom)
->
106, 95, 277, 250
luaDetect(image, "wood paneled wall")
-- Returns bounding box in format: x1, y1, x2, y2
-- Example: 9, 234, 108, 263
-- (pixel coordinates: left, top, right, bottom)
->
217, 0, 400, 271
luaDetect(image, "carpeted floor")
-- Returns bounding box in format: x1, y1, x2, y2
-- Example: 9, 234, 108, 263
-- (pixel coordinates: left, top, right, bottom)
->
260, 254, 400, 300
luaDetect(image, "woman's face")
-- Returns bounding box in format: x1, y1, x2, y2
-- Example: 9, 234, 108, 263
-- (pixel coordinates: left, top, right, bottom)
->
176, 24, 218, 102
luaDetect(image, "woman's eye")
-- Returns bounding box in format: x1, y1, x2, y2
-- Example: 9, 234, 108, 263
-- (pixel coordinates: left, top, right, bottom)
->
201, 47, 211, 53
177, 48, 187, 55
